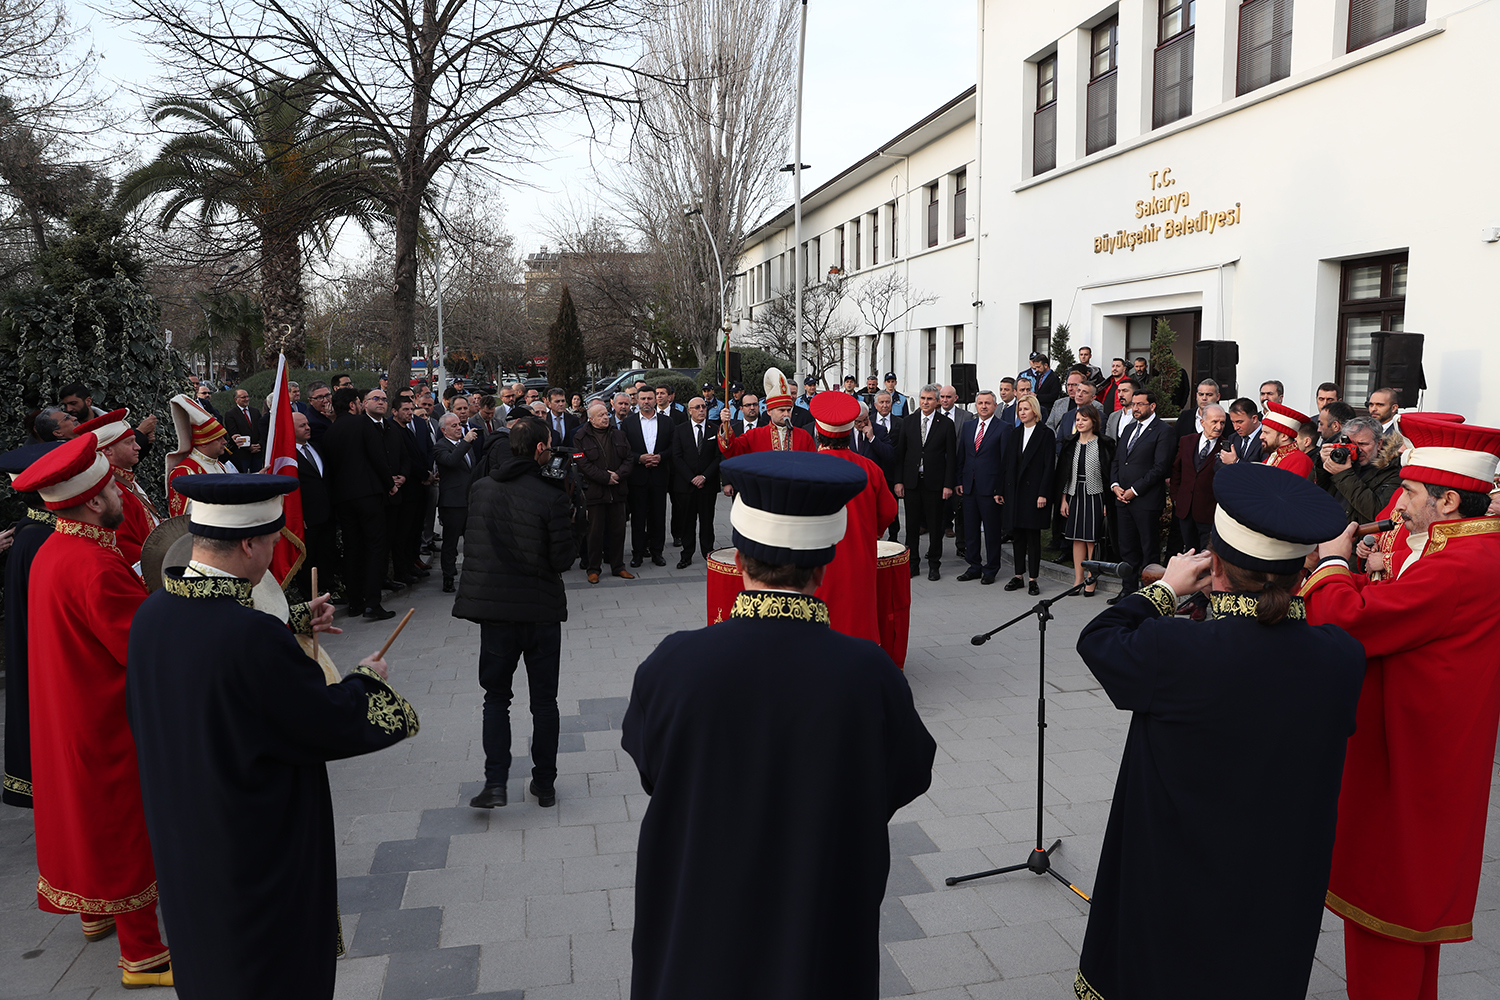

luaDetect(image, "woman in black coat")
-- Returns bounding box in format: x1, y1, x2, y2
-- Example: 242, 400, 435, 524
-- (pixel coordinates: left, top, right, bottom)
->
1006, 392, 1055, 595
1056, 405, 1117, 596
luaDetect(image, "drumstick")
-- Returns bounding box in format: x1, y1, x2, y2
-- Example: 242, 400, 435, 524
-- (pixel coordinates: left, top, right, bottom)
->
310, 567, 319, 660
375, 609, 416, 660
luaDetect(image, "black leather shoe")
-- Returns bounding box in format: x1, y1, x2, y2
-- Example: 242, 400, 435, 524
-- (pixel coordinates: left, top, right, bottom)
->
981, 574, 996, 585
928, 567, 940, 581
529, 781, 556, 807
1028, 580, 1041, 596
630, 557, 644, 568
956, 569, 982, 582
677, 557, 692, 569
442, 578, 455, 593
652, 555, 667, 567
469, 784, 507, 808
364, 606, 396, 622
909, 565, 919, 578
331, 596, 348, 606
382, 578, 403, 591
1084, 587, 1098, 597
1106, 594, 1124, 605
345, 606, 365, 618
1004, 577, 1025, 591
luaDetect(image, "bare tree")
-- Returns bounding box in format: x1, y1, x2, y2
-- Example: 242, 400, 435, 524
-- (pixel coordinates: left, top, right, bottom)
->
752, 276, 856, 387
122, 0, 667, 385
616, 0, 798, 365
853, 270, 937, 342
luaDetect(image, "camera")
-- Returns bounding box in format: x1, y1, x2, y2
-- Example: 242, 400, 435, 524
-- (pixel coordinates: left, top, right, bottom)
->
1330, 434, 1352, 465
540, 444, 574, 483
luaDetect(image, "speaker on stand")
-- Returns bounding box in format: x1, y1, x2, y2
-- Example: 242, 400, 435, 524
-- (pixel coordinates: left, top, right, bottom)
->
1368, 332, 1425, 407
1194, 340, 1238, 399
951, 363, 979, 405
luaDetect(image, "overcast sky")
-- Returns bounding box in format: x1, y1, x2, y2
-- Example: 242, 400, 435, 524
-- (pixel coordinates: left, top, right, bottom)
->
78, 0, 975, 261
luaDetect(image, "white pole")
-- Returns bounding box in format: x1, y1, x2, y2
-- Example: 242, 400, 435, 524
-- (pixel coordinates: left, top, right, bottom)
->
793, 0, 808, 384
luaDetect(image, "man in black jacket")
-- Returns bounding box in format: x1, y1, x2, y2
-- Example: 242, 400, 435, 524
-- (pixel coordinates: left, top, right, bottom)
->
322, 387, 398, 621
433, 413, 480, 592
669, 397, 721, 568
292, 411, 336, 601
455, 417, 575, 810
895, 385, 957, 580
623, 390, 675, 568
1108, 389, 1177, 601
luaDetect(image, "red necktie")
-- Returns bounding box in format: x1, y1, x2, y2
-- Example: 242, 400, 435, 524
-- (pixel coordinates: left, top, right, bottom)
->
974, 420, 985, 452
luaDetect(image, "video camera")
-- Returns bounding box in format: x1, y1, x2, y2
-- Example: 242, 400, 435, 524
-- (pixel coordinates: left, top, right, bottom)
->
540, 444, 574, 483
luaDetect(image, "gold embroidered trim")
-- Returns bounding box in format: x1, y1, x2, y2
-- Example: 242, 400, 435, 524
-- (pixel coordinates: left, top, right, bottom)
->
289, 601, 313, 635
1074, 969, 1106, 1000
1137, 582, 1177, 618
38, 875, 158, 914
730, 591, 831, 625
1423, 516, 1500, 557
54, 517, 121, 556
118, 947, 171, 972
1298, 561, 1352, 597
3, 773, 32, 798
25, 507, 56, 527
1209, 592, 1306, 620
163, 571, 254, 605
80, 915, 115, 933
335, 905, 346, 958
1326, 890, 1473, 944
114, 469, 162, 521
352, 666, 421, 737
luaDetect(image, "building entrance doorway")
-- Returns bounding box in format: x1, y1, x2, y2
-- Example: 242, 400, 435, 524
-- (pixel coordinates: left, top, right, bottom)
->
1125, 309, 1200, 408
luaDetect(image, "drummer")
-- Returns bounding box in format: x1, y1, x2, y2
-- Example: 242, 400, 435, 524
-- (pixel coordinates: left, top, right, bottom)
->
75, 408, 159, 571
718, 368, 816, 456
164, 394, 230, 516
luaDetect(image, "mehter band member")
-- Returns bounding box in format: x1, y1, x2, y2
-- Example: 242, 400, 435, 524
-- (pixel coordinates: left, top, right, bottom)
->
12, 433, 173, 987
1261, 400, 1314, 479
622, 451, 935, 1000
165, 392, 230, 516
717, 367, 816, 456
1074, 461, 1365, 1000
75, 408, 159, 570
127, 473, 419, 1000
1302, 413, 1500, 1000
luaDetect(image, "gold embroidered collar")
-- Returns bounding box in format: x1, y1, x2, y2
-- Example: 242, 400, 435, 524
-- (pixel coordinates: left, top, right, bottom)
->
163, 567, 253, 605
1423, 516, 1500, 556
54, 517, 121, 554
1210, 591, 1306, 621
25, 507, 56, 528
730, 591, 830, 625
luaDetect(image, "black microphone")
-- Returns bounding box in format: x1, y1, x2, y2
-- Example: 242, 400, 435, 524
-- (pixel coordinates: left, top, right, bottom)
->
971, 634, 989, 646
1080, 559, 1135, 578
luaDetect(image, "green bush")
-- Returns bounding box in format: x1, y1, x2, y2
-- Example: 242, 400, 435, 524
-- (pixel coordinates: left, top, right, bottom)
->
639, 369, 700, 405
699, 347, 793, 399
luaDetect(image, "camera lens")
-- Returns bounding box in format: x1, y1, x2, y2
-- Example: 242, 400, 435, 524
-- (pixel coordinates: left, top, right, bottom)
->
1331, 447, 1350, 463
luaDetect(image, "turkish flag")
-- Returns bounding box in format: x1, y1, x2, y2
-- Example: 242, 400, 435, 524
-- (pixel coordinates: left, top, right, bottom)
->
262, 354, 306, 586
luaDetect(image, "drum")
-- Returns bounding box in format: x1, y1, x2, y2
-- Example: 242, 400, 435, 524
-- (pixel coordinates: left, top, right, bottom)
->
706, 547, 743, 626
875, 541, 912, 669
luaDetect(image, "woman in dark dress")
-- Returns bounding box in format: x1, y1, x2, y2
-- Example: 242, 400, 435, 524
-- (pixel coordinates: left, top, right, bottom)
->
1005, 392, 1055, 596
1057, 403, 1114, 596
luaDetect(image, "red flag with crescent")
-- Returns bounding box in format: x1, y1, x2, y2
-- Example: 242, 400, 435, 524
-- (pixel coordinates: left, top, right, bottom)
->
262, 354, 306, 586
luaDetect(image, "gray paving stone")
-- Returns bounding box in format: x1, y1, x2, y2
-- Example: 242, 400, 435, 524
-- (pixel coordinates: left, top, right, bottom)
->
903, 887, 1004, 936
439, 899, 526, 948
522, 982, 623, 1000
556, 733, 587, 753
338, 872, 410, 913
887, 932, 995, 992
890, 821, 941, 857
971, 921, 1077, 979
526, 888, 613, 936
524, 824, 598, 861
475, 934, 572, 991
887, 855, 936, 897
880, 897, 926, 944
332, 954, 389, 1000
558, 713, 612, 734
372, 837, 452, 874
348, 905, 443, 957
418, 806, 492, 838
571, 928, 634, 982
562, 853, 637, 893
482, 858, 564, 900
578, 697, 630, 716
382, 944, 480, 1000
446, 829, 525, 868
403, 865, 485, 907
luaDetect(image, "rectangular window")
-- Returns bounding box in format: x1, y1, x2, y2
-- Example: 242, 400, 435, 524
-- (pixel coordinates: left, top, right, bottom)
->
951, 325, 965, 365
835, 229, 845, 273
1032, 302, 1052, 360
1154, 0, 1196, 129
889, 202, 899, 258
1087, 18, 1119, 154
852, 219, 862, 271
925, 329, 938, 384
953, 170, 967, 239
1348, 0, 1425, 51
1338, 252, 1408, 402
1238, 0, 1293, 95
871, 211, 880, 266
927, 185, 939, 247
1033, 54, 1058, 174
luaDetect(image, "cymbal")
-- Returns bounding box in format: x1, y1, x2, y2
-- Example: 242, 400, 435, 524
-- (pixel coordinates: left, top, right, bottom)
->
140, 515, 192, 592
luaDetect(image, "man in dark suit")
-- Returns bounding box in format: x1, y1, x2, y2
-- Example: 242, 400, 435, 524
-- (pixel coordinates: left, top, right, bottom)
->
895, 385, 957, 581
292, 410, 336, 601
1169, 403, 1227, 552
433, 412, 481, 591
623, 390, 674, 568
1223, 398, 1266, 464
731, 394, 765, 434
997, 377, 1019, 427
656, 386, 689, 425
955, 391, 1010, 584
1174, 379, 1222, 440
321, 387, 397, 621
543, 388, 580, 447
851, 403, 899, 542
669, 397, 720, 568
868, 392, 905, 541
392, 396, 432, 583
222, 388, 264, 472
1108, 389, 1176, 601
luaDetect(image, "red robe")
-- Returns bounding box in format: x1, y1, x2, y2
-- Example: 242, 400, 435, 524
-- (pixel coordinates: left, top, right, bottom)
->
1265, 442, 1314, 480
28, 518, 157, 915
813, 449, 898, 645
167, 451, 227, 517
1301, 516, 1500, 943
111, 472, 159, 571
719, 422, 815, 458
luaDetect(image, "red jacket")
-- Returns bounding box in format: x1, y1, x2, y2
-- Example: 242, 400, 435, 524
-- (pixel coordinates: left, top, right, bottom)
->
813, 449, 898, 645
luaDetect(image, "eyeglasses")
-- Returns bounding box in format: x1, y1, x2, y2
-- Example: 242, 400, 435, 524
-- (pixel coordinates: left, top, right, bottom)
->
311, 392, 331, 400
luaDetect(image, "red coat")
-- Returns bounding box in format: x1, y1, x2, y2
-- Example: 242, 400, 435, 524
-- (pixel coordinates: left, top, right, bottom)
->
167, 452, 227, 517
112, 475, 159, 570
28, 519, 156, 914
719, 423, 815, 458
814, 449, 898, 644
1302, 516, 1500, 943
1264, 443, 1313, 480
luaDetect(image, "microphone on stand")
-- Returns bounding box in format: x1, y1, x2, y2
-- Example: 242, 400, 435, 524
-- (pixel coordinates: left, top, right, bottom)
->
1079, 559, 1135, 579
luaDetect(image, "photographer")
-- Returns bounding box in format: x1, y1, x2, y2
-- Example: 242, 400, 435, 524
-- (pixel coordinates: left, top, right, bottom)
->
455, 416, 576, 810
1314, 401, 1357, 492
1322, 415, 1401, 524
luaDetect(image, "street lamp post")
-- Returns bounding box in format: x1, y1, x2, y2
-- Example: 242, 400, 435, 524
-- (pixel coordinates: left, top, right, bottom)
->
792, 0, 808, 385
686, 205, 732, 402
433, 146, 490, 400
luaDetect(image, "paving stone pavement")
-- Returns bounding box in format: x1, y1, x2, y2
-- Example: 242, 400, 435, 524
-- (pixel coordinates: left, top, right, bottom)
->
4, 509, 1500, 998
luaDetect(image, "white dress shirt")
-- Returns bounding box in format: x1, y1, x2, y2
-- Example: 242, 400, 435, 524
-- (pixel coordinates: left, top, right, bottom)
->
641, 414, 658, 454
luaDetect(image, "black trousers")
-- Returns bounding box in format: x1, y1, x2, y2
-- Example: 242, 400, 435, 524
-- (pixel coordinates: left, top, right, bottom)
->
393, 492, 425, 575
1011, 527, 1042, 579
905, 480, 946, 568
1116, 503, 1163, 592
629, 481, 668, 559
944, 492, 966, 551
886, 483, 902, 542
1177, 517, 1213, 553
295, 518, 340, 600
438, 505, 466, 580
477, 622, 560, 789
962, 493, 1004, 575
673, 487, 717, 559
337, 495, 388, 612
587, 501, 627, 573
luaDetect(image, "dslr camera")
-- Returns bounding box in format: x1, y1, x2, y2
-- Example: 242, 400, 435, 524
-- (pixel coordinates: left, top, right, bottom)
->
540, 444, 574, 484
1330, 434, 1352, 465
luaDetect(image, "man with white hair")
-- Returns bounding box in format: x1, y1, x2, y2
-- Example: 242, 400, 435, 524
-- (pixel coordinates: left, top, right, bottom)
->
433, 411, 481, 591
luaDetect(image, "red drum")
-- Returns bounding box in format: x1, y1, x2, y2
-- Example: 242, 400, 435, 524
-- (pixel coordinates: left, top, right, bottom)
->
706, 547, 743, 626
875, 541, 912, 669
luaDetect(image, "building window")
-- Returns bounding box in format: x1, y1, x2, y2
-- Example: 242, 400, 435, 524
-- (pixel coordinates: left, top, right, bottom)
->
926, 185, 939, 247
882, 331, 895, 375
1238, 0, 1293, 95
1338, 252, 1408, 402
1031, 302, 1052, 359
852, 219, 862, 271
870, 211, 879, 266
925, 328, 938, 384
1154, 0, 1196, 129
834, 229, 844, 272
953, 171, 967, 239
889, 202, 899, 258
1033, 54, 1058, 175
1348, 0, 1426, 51
951, 325, 965, 365
1087, 18, 1119, 154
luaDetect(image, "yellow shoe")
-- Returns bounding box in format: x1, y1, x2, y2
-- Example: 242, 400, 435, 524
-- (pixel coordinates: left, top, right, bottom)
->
121, 965, 173, 989
81, 915, 116, 942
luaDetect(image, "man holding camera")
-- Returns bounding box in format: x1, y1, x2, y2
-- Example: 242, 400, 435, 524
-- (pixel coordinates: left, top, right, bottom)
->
455, 417, 575, 810
1321, 415, 1400, 523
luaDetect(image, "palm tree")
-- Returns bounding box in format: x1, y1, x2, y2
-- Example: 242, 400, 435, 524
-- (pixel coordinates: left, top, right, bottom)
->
117, 70, 385, 368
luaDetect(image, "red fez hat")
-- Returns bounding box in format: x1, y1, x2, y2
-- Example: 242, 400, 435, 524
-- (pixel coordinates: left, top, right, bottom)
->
810, 391, 859, 437
1398, 413, 1500, 493
1262, 400, 1309, 439
11, 433, 114, 510
762, 368, 795, 411
75, 408, 132, 450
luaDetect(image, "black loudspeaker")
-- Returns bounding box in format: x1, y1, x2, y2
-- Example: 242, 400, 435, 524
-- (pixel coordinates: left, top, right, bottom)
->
1369, 331, 1425, 406
951, 363, 979, 404
1194, 340, 1238, 399
726, 351, 742, 384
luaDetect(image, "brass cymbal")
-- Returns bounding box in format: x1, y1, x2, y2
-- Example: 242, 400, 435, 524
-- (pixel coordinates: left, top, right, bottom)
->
140, 515, 193, 592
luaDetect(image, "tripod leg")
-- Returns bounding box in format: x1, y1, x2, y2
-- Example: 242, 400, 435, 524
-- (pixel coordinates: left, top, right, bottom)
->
943, 861, 1029, 887
1047, 867, 1092, 902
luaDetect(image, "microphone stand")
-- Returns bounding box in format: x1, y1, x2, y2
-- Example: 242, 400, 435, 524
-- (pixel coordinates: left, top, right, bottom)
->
943, 574, 1097, 902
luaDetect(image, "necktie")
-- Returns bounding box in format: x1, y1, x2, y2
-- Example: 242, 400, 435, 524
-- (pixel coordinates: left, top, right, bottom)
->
974, 420, 985, 452
922, 415, 930, 444
1126, 422, 1142, 455
695, 423, 702, 449
1199, 438, 1212, 461
299, 444, 315, 473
